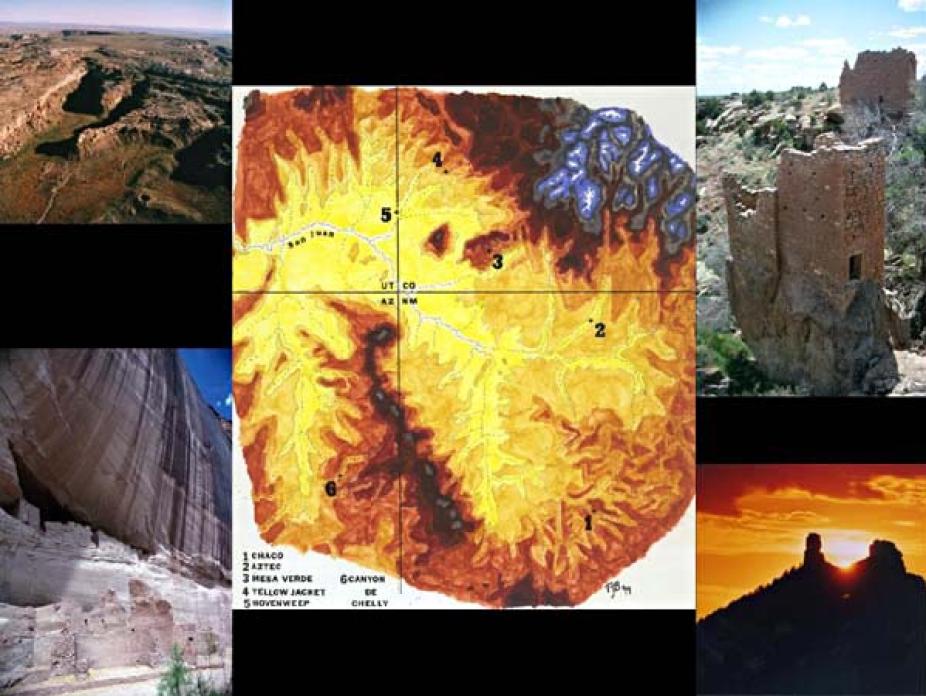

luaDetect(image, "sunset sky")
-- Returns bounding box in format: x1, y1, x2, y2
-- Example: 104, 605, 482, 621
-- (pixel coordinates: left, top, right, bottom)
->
697, 464, 926, 619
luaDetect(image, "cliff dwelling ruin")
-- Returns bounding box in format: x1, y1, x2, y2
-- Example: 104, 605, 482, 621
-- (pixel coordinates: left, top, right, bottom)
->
839, 48, 917, 116
723, 133, 901, 395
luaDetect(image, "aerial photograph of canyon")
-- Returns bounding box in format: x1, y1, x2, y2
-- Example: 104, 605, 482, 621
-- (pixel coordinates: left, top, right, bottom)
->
0, 0, 231, 224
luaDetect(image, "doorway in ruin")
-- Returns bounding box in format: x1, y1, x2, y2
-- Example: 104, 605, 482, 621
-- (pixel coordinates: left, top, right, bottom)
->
849, 253, 863, 280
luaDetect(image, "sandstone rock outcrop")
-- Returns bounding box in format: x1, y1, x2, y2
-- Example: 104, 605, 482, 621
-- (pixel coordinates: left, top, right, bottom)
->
839, 48, 917, 116
723, 136, 900, 394
699, 534, 926, 694
0, 349, 231, 567
0, 349, 231, 690
0, 52, 87, 159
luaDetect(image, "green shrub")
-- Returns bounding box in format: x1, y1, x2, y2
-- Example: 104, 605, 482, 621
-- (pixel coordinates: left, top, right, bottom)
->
158, 646, 191, 696
697, 330, 777, 394
697, 96, 724, 122
911, 121, 926, 156
157, 645, 229, 696
819, 82, 828, 91
696, 214, 710, 236
743, 90, 767, 108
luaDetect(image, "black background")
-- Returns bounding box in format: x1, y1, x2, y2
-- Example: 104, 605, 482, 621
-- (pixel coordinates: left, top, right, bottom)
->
698, 397, 926, 463
1, 226, 230, 347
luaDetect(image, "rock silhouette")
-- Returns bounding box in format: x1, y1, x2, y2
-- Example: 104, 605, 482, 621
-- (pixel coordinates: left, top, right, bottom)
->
698, 533, 926, 695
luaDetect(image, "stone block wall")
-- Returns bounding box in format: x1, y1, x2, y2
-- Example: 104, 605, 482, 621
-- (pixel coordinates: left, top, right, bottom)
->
839, 48, 917, 115
722, 137, 898, 394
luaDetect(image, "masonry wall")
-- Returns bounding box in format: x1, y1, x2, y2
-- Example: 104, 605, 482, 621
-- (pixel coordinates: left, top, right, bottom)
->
722, 174, 779, 292
839, 49, 917, 115
722, 137, 896, 394
842, 143, 885, 284
777, 149, 846, 283
775, 141, 884, 288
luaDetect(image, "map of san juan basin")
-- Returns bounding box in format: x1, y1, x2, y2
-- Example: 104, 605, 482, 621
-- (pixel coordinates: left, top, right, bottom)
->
232, 86, 696, 608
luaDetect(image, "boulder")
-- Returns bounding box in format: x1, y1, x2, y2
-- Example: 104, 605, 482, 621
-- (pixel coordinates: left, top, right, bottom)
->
825, 103, 844, 125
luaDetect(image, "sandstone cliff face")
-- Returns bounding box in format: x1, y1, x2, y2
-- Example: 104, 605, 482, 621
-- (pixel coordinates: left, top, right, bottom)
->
0, 349, 231, 690
0, 511, 230, 688
0, 349, 231, 569
0, 56, 87, 159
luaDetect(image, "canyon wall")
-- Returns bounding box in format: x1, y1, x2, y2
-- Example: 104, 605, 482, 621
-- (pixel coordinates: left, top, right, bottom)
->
0, 55, 87, 159
0, 349, 231, 569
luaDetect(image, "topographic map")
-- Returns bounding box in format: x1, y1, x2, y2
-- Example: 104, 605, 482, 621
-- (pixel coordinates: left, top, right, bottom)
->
232, 86, 695, 608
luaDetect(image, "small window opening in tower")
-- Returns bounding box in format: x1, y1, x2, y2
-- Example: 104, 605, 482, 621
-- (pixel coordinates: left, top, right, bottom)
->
849, 253, 862, 280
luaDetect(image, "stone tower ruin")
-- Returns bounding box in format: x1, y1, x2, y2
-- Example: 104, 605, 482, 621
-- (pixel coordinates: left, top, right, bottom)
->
839, 48, 917, 116
723, 134, 899, 394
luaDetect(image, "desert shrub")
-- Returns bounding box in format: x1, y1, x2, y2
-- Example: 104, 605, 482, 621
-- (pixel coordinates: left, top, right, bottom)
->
911, 120, 926, 156
697, 329, 777, 394
158, 646, 192, 696
752, 117, 794, 150
698, 96, 724, 122
743, 90, 768, 108
157, 645, 229, 696
697, 214, 711, 236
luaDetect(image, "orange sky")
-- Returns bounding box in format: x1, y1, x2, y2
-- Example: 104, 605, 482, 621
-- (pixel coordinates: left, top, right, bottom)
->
697, 464, 926, 619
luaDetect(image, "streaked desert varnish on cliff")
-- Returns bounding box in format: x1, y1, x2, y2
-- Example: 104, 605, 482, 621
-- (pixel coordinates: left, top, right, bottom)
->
0, 349, 231, 567
233, 86, 695, 607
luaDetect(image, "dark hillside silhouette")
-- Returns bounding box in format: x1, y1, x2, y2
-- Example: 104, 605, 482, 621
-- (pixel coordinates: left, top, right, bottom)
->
698, 533, 926, 695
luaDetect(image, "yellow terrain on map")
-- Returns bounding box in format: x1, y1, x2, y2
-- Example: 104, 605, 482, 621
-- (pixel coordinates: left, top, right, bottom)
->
233, 86, 695, 607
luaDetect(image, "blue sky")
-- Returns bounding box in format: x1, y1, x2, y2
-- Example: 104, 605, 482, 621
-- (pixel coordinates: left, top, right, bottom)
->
179, 349, 232, 420
0, 0, 231, 31
699, 0, 926, 95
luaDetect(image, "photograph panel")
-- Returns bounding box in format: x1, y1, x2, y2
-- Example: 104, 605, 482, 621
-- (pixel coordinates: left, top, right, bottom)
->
0, 349, 232, 693
696, 0, 926, 396
0, 1, 232, 224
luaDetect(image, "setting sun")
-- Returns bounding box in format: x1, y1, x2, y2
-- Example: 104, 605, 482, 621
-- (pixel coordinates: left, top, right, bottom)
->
821, 533, 872, 568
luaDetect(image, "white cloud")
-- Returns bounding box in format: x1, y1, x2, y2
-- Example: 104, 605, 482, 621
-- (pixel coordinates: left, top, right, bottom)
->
224, 394, 232, 407
761, 14, 811, 28
887, 25, 926, 37
899, 0, 926, 11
